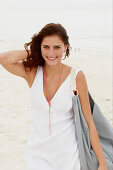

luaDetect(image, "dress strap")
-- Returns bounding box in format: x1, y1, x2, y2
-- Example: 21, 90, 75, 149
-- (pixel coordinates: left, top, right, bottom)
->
70, 66, 81, 95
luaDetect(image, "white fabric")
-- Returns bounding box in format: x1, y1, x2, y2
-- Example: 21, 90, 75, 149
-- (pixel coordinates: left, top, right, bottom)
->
70, 66, 81, 93
25, 65, 81, 170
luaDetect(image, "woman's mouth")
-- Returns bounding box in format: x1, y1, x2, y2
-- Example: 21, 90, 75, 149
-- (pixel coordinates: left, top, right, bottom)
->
47, 56, 57, 61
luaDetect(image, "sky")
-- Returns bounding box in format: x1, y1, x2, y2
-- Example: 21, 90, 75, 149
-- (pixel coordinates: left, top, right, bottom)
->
0, 0, 112, 43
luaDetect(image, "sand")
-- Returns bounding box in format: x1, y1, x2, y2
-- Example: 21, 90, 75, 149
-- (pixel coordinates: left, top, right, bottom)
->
0, 42, 112, 170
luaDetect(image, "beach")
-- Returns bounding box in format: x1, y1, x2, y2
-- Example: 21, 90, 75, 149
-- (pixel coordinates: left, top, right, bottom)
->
0, 40, 112, 169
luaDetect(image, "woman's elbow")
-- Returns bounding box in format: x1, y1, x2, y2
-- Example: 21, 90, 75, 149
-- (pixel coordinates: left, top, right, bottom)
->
0, 53, 6, 65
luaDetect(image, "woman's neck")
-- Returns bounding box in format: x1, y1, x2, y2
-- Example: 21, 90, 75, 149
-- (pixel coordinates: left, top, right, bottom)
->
43, 63, 63, 79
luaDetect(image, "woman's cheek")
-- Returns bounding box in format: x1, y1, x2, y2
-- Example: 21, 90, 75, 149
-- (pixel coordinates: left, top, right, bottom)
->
41, 51, 46, 58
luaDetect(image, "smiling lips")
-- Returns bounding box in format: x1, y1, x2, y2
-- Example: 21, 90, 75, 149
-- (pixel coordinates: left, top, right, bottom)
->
47, 56, 57, 61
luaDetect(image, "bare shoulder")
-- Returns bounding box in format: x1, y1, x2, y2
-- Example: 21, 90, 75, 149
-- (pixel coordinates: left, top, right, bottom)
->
63, 64, 72, 74
76, 70, 85, 81
76, 70, 87, 91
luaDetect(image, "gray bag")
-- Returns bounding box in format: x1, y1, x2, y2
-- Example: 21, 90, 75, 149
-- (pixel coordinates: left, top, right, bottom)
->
70, 67, 113, 170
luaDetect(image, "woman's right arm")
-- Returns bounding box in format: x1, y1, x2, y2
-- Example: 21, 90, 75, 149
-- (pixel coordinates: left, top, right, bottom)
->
0, 50, 31, 79
0, 50, 30, 64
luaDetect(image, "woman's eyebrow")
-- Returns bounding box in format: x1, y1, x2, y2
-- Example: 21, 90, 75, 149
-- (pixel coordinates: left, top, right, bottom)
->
42, 45, 61, 47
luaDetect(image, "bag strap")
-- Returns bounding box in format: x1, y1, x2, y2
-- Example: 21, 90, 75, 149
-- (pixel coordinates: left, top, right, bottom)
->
70, 66, 81, 96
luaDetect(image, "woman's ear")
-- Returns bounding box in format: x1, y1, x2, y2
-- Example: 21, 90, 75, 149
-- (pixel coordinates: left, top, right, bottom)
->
65, 44, 69, 51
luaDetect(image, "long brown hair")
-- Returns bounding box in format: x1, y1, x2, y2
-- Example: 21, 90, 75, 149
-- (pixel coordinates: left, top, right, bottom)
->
23, 23, 72, 73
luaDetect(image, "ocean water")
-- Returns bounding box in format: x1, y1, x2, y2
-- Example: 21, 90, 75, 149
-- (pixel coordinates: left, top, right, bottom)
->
0, 36, 112, 58
0, 0, 112, 52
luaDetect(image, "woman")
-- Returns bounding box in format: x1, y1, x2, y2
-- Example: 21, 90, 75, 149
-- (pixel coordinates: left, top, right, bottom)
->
0, 23, 107, 170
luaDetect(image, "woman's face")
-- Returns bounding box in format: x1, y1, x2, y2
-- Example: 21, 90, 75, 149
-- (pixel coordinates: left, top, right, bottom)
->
41, 34, 68, 66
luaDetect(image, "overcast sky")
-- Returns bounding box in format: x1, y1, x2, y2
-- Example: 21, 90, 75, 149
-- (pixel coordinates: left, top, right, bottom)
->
0, 0, 112, 42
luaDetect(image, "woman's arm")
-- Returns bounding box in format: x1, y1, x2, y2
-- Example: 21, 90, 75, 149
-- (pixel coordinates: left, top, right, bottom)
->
76, 71, 107, 169
0, 50, 31, 79
0, 50, 31, 64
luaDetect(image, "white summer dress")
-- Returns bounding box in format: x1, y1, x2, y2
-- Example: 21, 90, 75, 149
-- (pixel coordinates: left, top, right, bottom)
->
25, 65, 81, 170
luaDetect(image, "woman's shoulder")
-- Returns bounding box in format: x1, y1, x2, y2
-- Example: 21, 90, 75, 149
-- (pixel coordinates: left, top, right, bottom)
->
64, 64, 82, 77
71, 65, 81, 71
70, 65, 82, 77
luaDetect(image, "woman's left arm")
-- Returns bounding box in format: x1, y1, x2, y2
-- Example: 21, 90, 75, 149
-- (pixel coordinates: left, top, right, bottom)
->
76, 71, 107, 170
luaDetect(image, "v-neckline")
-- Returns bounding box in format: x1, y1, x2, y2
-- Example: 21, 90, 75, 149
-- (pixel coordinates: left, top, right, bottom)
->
41, 66, 72, 104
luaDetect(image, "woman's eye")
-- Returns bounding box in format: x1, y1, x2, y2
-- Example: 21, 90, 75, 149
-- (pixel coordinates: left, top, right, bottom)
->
55, 47, 60, 49
43, 46, 60, 49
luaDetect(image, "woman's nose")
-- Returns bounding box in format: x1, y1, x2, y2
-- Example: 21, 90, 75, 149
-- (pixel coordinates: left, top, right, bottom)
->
48, 49, 55, 57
